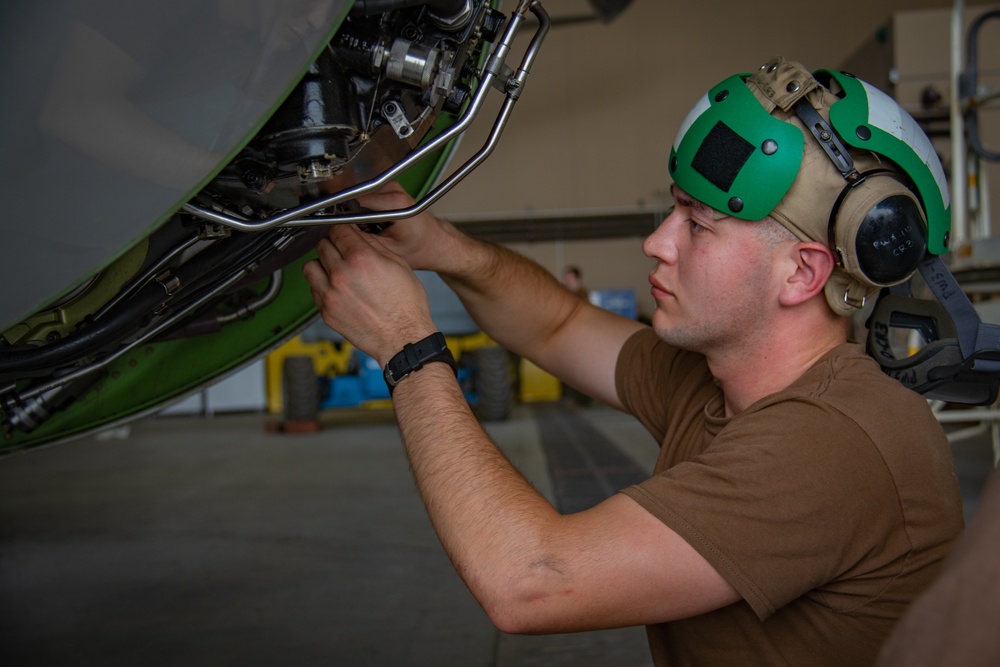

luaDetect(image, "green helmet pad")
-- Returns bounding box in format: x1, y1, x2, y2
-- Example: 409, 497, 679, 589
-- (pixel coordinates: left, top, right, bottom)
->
668, 74, 804, 221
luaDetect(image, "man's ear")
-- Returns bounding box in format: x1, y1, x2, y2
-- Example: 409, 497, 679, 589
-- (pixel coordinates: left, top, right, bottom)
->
779, 242, 836, 307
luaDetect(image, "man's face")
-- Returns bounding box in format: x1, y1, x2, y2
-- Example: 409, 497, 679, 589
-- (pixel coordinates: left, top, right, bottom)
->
642, 186, 785, 355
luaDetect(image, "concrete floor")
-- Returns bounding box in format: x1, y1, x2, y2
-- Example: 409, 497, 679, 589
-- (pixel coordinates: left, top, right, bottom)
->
0, 402, 994, 666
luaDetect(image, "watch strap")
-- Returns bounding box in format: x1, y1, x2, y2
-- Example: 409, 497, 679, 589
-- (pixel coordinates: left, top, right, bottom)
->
383, 332, 458, 394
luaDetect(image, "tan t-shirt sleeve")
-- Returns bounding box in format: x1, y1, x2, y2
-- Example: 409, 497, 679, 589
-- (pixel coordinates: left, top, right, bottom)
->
623, 403, 904, 620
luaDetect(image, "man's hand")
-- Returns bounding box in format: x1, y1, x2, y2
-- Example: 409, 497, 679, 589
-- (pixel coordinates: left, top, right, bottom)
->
353, 181, 458, 273
302, 223, 437, 366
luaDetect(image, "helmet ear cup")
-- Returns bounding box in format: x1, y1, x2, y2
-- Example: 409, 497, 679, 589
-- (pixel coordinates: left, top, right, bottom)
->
830, 173, 928, 287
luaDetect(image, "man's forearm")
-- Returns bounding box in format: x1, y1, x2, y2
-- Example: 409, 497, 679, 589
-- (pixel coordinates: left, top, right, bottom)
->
430, 223, 583, 362
421, 219, 642, 408
390, 362, 566, 630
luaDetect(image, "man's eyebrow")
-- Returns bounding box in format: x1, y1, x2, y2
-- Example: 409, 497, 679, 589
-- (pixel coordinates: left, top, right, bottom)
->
669, 185, 709, 214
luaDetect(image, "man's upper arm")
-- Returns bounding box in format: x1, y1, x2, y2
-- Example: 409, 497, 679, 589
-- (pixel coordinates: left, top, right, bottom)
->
536, 304, 646, 410
503, 492, 740, 633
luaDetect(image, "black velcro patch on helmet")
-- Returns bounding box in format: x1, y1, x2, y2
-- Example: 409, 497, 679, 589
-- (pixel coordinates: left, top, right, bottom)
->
691, 121, 754, 193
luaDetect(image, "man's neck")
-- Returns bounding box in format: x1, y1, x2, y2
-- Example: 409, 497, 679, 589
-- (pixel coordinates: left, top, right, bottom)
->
709, 322, 848, 417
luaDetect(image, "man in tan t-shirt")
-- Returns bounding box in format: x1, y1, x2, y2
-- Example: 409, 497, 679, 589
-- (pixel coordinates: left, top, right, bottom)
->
303, 56, 964, 665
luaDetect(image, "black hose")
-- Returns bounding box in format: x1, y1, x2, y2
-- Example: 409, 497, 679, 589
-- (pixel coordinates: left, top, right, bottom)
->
0, 281, 166, 380
0, 231, 270, 381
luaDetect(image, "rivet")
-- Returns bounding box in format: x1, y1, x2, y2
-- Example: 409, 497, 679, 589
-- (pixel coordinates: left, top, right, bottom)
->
669, 155, 678, 172
856, 125, 872, 141
820, 130, 832, 141
714, 89, 730, 103
786, 80, 800, 93
767, 63, 778, 73
729, 197, 744, 213
762, 139, 778, 155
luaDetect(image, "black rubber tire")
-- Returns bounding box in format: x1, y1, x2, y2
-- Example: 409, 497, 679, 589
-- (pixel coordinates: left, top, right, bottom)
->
469, 345, 513, 422
282, 355, 319, 422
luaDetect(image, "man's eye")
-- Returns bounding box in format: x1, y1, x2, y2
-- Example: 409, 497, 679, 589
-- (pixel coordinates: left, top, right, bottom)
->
690, 220, 707, 233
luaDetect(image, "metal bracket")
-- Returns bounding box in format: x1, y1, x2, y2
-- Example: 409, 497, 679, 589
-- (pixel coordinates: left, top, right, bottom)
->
382, 99, 415, 139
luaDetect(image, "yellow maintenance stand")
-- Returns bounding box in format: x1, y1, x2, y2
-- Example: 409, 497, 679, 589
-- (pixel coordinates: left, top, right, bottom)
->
266, 331, 549, 425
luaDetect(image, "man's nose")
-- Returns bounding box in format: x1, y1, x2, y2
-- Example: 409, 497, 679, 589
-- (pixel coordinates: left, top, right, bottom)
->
643, 211, 681, 264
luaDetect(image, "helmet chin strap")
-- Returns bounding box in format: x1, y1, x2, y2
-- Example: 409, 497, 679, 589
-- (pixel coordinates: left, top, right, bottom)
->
866, 255, 1000, 404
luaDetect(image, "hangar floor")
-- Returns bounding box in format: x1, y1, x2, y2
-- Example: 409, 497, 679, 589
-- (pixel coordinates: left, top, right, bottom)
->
0, 402, 995, 666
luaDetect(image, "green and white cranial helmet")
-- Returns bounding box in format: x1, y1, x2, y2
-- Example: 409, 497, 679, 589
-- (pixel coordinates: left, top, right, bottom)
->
668, 55, 951, 316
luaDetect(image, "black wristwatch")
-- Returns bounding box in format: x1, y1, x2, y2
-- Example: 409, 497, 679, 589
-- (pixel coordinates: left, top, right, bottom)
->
383, 332, 458, 395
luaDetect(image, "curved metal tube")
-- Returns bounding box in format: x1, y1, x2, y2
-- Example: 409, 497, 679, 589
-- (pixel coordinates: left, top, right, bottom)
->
216, 270, 284, 324
296, 90, 517, 226
182, 0, 550, 233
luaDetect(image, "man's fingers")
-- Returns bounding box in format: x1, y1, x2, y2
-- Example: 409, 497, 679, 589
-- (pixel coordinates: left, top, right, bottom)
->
301, 257, 329, 290
311, 236, 337, 273
327, 222, 410, 272
315, 225, 375, 272
327, 222, 384, 255
326, 222, 365, 255
355, 181, 413, 212
306, 225, 405, 302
